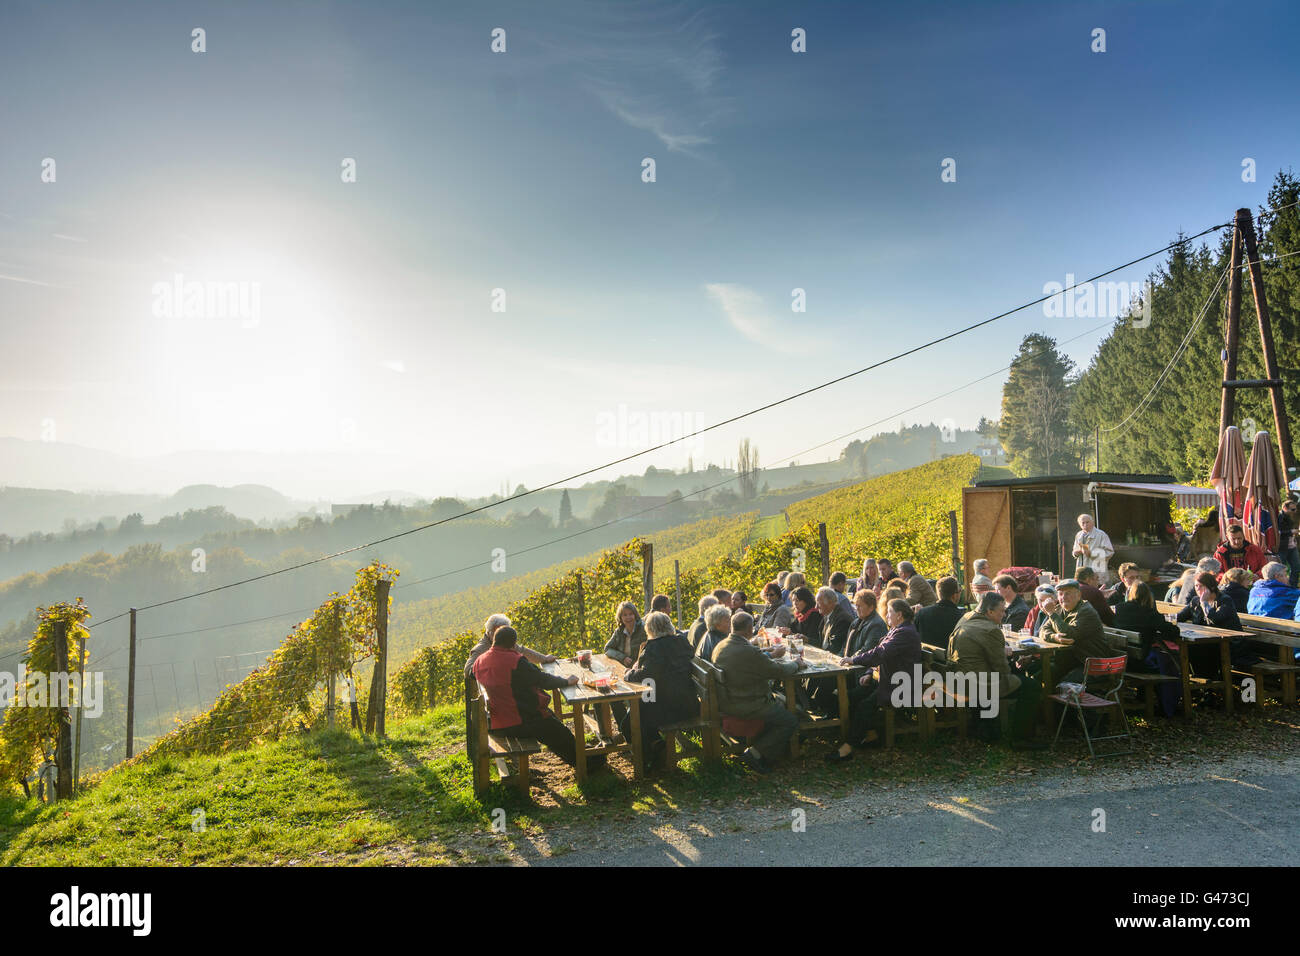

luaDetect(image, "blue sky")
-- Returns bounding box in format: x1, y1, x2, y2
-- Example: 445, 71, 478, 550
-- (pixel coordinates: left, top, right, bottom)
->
1, 0, 1297, 498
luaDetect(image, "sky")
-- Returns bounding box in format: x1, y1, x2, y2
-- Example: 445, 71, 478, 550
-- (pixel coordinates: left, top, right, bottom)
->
2, 0, 1298, 500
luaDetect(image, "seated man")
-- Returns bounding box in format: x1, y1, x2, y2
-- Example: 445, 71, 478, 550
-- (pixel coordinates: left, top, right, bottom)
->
1105, 562, 1143, 608
1248, 561, 1300, 621
650, 593, 687, 638
1215, 522, 1267, 575
688, 595, 719, 652
1073, 567, 1116, 626
1037, 579, 1112, 685
694, 603, 734, 661
914, 575, 965, 648
993, 574, 1032, 631
711, 611, 805, 773
829, 571, 858, 619
806, 586, 853, 715
471, 626, 601, 770
947, 592, 1042, 743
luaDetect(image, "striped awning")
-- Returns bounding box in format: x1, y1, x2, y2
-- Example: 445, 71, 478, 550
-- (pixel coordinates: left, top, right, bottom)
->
1095, 481, 1218, 509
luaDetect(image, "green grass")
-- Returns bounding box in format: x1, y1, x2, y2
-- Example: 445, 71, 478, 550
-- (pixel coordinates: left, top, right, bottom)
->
746, 514, 787, 545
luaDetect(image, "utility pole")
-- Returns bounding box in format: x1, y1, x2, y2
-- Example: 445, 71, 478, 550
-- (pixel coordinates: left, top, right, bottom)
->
1220, 207, 1295, 481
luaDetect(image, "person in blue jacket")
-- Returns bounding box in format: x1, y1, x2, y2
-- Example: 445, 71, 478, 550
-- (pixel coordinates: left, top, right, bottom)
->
1248, 562, 1300, 618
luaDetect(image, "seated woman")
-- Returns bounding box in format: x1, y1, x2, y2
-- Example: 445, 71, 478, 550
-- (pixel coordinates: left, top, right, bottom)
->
777, 586, 822, 646
1023, 585, 1057, 637
756, 581, 795, 631
1220, 566, 1255, 615
1115, 582, 1180, 668
471, 626, 604, 770
1176, 572, 1256, 673
603, 601, 647, 731
844, 589, 887, 657
825, 599, 923, 762
621, 611, 698, 769
1165, 568, 1197, 604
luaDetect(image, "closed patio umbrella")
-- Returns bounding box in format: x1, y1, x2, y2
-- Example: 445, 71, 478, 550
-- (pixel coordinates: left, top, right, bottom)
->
1243, 430, 1284, 551
1209, 425, 1248, 538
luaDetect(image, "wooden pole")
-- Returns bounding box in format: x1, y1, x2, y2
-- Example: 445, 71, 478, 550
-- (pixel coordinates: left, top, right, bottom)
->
1240, 208, 1296, 481
73, 636, 85, 792
673, 559, 682, 629
1218, 216, 1244, 439
948, 510, 961, 580
52, 620, 73, 800
326, 604, 339, 729
818, 522, 830, 585
126, 608, 137, 759
366, 580, 390, 738
575, 570, 587, 647
640, 542, 654, 614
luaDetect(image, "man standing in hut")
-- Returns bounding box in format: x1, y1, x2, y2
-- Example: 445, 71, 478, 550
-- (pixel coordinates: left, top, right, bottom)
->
1072, 513, 1115, 586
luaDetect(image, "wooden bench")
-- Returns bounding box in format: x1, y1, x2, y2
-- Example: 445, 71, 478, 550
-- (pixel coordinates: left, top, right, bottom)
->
658, 659, 718, 768
1102, 625, 1181, 720
693, 657, 751, 758
1234, 612, 1300, 706
469, 684, 542, 796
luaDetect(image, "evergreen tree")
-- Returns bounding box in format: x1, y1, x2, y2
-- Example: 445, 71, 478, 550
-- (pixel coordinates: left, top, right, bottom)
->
558, 489, 573, 526
1000, 334, 1082, 475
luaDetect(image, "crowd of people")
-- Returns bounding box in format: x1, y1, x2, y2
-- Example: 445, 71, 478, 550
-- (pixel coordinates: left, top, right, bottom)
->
465, 500, 1300, 777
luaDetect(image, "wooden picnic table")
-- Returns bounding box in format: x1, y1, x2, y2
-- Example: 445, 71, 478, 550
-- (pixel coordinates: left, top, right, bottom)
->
542, 655, 646, 783
772, 644, 863, 758
1170, 622, 1245, 718
1002, 632, 1067, 722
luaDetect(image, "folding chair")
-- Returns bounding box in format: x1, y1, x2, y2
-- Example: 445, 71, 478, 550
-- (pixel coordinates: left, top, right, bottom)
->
1049, 655, 1133, 757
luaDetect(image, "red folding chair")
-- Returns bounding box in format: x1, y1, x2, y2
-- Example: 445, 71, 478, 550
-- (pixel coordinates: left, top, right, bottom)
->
1049, 656, 1133, 757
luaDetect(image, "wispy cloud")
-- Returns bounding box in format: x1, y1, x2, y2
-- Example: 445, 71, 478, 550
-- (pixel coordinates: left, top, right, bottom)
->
559, 4, 728, 155
706, 283, 808, 351
0, 273, 52, 287
52, 233, 89, 243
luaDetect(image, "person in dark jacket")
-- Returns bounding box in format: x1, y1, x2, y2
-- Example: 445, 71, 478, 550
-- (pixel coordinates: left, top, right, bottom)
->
845, 589, 887, 657
1176, 571, 1255, 672
824, 598, 924, 762
695, 603, 733, 662
1104, 563, 1143, 608
621, 611, 697, 768
806, 587, 853, 715
1074, 568, 1116, 626
711, 613, 805, 774
471, 626, 601, 769
1115, 582, 1181, 664
463, 613, 556, 744
914, 576, 964, 648
688, 595, 719, 652
778, 586, 823, 646
994, 574, 1032, 631
1220, 567, 1254, 617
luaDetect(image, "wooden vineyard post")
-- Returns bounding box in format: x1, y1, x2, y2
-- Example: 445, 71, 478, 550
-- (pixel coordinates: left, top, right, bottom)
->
948, 510, 961, 581
73, 636, 85, 792
575, 570, 587, 646
126, 608, 137, 759
674, 559, 682, 629
52, 620, 73, 800
326, 604, 341, 729
818, 523, 830, 586
641, 542, 654, 615
365, 580, 391, 736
